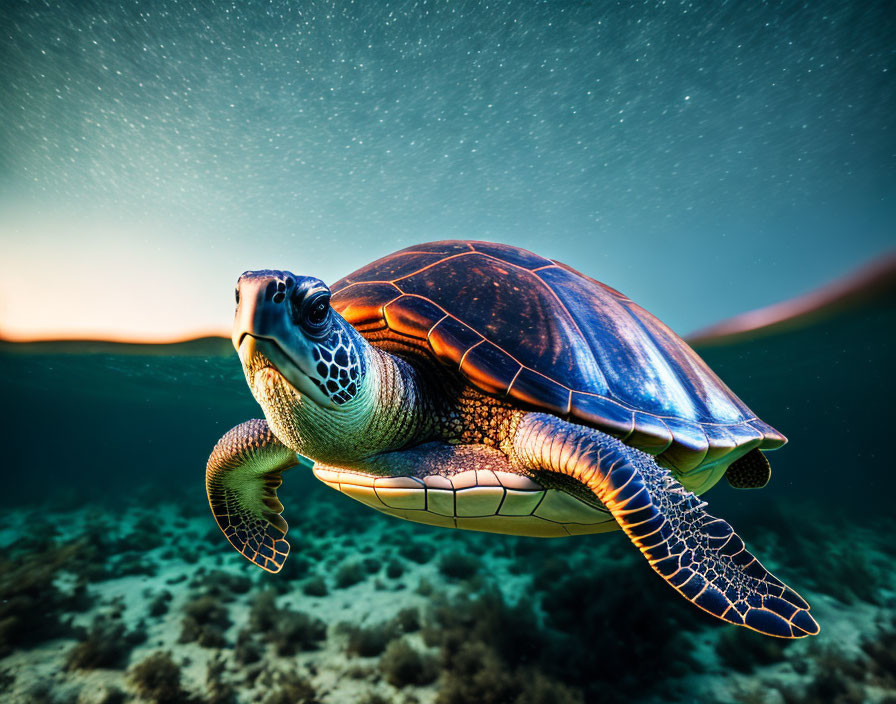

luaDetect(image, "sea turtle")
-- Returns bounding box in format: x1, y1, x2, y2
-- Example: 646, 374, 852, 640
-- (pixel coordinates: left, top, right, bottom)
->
206, 240, 819, 638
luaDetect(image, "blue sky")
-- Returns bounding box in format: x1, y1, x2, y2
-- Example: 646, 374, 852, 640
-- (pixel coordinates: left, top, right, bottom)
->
1, 0, 892, 341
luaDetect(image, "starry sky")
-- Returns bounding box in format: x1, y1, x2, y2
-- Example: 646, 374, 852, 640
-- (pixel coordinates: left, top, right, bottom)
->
0, 0, 893, 341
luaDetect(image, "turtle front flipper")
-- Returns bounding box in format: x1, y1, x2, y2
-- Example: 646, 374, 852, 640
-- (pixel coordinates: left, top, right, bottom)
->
513, 413, 819, 638
206, 419, 300, 573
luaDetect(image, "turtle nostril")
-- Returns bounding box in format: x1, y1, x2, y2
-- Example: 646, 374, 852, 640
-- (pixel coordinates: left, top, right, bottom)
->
235, 287, 240, 305
277, 281, 286, 292
285, 277, 294, 288
273, 291, 285, 304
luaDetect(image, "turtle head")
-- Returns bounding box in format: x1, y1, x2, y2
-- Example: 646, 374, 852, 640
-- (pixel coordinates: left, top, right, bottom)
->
233, 270, 367, 408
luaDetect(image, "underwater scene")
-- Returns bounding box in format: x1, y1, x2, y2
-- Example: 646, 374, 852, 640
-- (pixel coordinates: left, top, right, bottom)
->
2, 1, 894, 704
1, 265, 895, 704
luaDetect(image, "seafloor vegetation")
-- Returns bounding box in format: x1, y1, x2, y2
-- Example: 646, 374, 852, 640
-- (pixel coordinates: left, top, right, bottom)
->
0, 480, 894, 704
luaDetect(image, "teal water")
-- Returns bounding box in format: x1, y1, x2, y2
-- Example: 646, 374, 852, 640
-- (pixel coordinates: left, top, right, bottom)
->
1, 278, 893, 703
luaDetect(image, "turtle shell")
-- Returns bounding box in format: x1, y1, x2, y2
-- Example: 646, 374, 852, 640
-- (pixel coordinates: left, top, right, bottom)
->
330, 241, 785, 481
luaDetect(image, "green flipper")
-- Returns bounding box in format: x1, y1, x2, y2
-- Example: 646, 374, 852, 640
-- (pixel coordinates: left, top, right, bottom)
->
205, 419, 298, 573
726, 448, 772, 489
514, 413, 819, 638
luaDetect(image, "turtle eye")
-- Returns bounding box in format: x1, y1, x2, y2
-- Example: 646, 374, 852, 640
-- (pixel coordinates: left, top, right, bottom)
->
304, 295, 330, 329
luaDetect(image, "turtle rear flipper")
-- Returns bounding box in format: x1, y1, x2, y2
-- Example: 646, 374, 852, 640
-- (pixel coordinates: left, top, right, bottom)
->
514, 413, 819, 638
205, 419, 299, 573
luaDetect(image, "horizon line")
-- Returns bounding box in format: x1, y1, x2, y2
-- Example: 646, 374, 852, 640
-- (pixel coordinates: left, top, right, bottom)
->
3, 250, 893, 348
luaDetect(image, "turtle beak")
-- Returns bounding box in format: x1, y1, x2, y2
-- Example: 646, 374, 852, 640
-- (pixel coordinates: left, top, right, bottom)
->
235, 333, 260, 369
232, 271, 291, 352
232, 271, 336, 408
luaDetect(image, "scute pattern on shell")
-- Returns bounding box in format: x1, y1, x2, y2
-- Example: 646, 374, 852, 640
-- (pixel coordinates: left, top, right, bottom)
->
330, 241, 786, 473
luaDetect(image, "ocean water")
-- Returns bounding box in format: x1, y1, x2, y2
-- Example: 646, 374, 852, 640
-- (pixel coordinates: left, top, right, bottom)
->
2, 1, 895, 702
1, 272, 893, 704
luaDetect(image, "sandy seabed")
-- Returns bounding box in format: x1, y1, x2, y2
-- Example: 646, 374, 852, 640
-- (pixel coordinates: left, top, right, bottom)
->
1, 486, 894, 704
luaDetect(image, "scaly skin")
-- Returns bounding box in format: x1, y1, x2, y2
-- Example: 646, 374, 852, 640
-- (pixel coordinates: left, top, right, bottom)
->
509, 413, 819, 638
246, 344, 435, 467
205, 419, 296, 572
